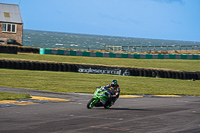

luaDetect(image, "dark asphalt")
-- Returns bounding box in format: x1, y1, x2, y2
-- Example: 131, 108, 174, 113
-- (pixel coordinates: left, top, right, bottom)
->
1, 87, 200, 133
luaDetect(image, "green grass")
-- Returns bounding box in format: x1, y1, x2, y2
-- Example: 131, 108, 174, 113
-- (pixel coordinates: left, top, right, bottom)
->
0, 53, 200, 100
0, 53, 200, 71
0, 69, 200, 96
0, 92, 31, 100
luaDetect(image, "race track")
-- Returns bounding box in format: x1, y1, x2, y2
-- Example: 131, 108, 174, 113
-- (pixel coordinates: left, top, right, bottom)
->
0, 87, 200, 133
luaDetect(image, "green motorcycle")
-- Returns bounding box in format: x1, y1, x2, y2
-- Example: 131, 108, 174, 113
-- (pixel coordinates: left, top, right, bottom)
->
87, 86, 112, 109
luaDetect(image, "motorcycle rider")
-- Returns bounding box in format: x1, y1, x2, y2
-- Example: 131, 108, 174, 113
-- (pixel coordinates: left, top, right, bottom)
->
104, 80, 120, 105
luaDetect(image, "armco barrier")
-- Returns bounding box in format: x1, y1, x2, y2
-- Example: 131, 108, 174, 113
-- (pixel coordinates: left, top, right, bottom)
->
0, 59, 199, 80
39, 48, 200, 60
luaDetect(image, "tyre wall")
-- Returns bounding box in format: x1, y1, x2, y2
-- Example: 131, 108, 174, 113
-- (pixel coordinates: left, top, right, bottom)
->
17, 47, 39, 53
0, 45, 39, 54
0, 59, 199, 80
39, 48, 200, 60
0, 46, 18, 54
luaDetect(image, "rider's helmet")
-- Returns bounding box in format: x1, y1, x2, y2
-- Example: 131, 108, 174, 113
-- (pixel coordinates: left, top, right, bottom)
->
111, 80, 118, 87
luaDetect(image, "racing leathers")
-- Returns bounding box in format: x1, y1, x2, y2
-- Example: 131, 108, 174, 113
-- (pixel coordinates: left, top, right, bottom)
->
104, 84, 120, 105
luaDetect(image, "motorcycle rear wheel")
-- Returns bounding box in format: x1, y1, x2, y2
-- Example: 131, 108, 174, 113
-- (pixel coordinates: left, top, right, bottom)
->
104, 105, 111, 109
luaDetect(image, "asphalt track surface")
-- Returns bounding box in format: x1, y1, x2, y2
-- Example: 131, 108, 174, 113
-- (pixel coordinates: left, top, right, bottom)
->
1, 87, 200, 133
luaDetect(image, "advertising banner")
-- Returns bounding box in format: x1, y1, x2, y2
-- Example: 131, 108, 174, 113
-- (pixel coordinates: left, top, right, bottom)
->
78, 66, 130, 76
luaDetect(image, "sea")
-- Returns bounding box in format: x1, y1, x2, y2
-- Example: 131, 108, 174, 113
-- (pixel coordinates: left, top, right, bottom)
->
23, 29, 200, 52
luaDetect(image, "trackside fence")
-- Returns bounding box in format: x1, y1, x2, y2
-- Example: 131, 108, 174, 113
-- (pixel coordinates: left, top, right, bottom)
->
106, 45, 200, 52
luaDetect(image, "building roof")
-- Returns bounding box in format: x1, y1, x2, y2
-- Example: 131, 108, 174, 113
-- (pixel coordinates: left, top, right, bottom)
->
0, 3, 23, 24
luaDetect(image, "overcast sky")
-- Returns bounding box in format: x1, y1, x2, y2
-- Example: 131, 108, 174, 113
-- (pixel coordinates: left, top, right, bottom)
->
1, 0, 200, 41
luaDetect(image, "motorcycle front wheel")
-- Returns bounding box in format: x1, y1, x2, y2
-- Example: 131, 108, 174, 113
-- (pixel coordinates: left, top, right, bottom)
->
87, 98, 97, 109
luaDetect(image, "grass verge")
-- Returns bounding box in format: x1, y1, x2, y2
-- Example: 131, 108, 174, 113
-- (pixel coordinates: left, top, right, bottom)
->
0, 69, 200, 96
0, 53, 200, 71
0, 92, 31, 100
